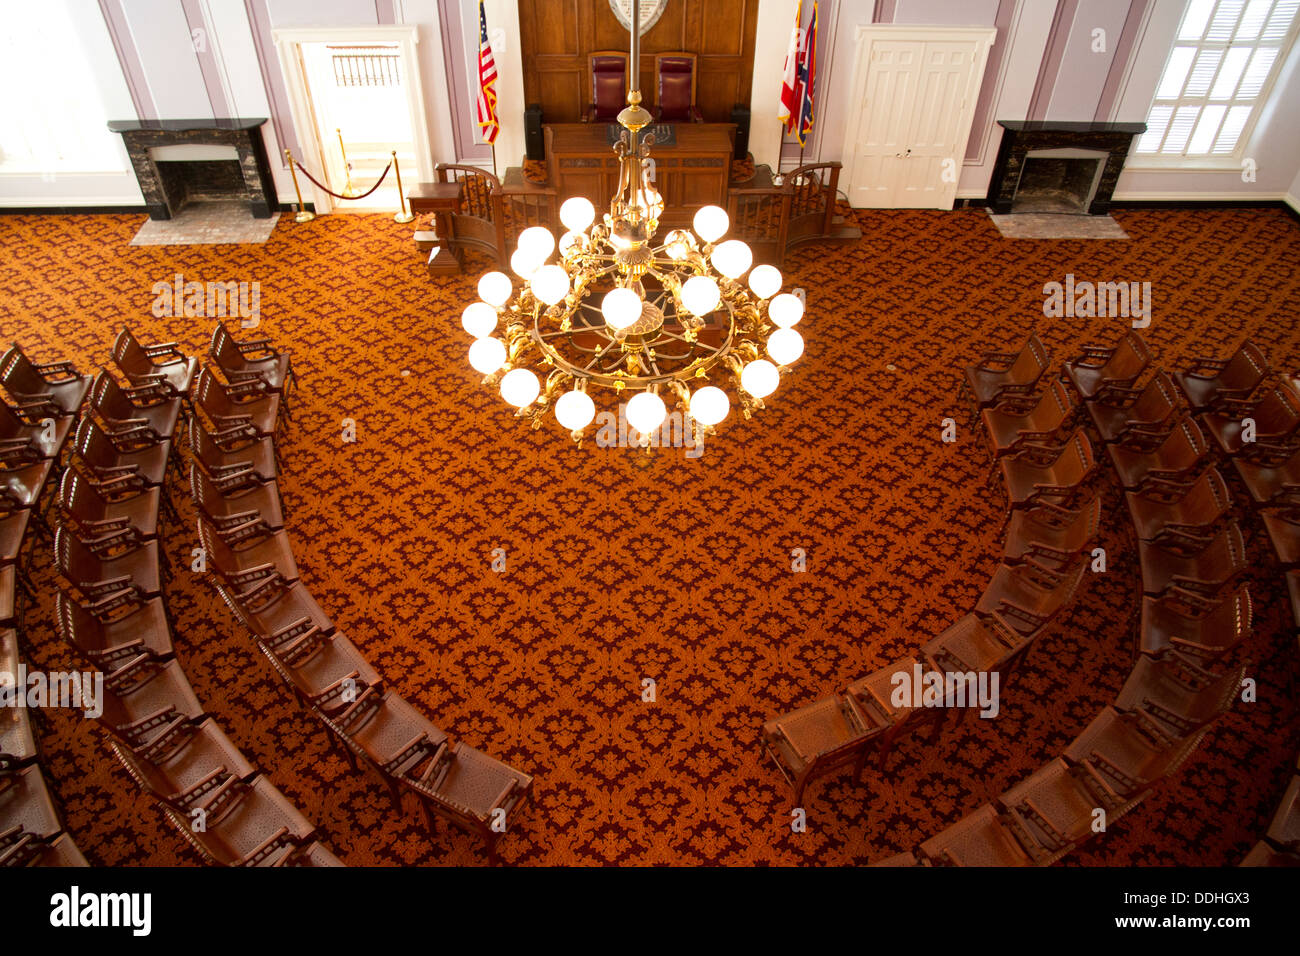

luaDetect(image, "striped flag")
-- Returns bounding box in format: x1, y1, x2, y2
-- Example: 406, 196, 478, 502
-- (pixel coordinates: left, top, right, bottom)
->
476, 0, 499, 144
777, 0, 802, 134
796, 1, 818, 147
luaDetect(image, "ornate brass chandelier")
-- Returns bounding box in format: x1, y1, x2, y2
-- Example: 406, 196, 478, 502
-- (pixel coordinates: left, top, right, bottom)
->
461, 2, 805, 445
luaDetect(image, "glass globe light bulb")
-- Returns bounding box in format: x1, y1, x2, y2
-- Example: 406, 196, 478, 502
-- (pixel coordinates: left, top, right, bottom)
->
748, 264, 782, 299
511, 247, 542, 279
680, 275, 720, 316
602, 287, 642, 330
461, 302, 497, 338
468, 337, 506, 374
517, 225, 555, 260
693, 205, 729, 243
559, 230, 589, 256
477, 271, 513, 307
689, 386, 730, 426
530, 265, 570, 305
768, 292, 804, 328
710, 239, 753, 279
767, 328, 804, 366
555, 388, 596, 431
559, 196, 595, 233
626, 391, 667, 433
499, 367, 540, 407
664, 229, 696, 261
740, 359, 780, 398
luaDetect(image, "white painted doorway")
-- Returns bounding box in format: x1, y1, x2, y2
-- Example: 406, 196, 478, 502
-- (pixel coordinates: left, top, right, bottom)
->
273, 26, 434, 215
841, 26, 996, 209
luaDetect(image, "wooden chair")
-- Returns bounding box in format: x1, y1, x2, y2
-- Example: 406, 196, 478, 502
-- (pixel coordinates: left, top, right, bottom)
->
1262, 508, 1300, 566
74, 416, 171, 490
963, 334, 1050, 410
1063, 706, 1204, 800
0, 345, 89, 420
918, 804, 1042, 866
162, 775, 317, 867
99, 659, 206, 747
209, 322, 294, 402
1003, 497, 1101, 573
111, 716, 257, 805
1107, 414, 1209, 491
189, 415, 277, 484
997, 757, 1124, 863
111, 327, 197, 404
1124, 467, 1233, 542
1174, 340, 1270, 413
1233, 443, 1300, 508
1137, 523, 1247, 597
0, 400, 74, 462
1086, 370, 1182, 445
1113, 653, 1245, 737
1202, 382, 1300, 459
58, 464, 163, 549
0, 628, 36, 768
54, 527, 162, 601
1138, 586, 1251, 661
921, 610, 1028, 676
761, 694, 884, 805
189, 462, 284, 538
998, 429, 1096, 516
654, 52, 701, 122
90, 370, 181, 446
56, 589, 173, 674
975, 559, 1086, 638
844, 656, 954, 772
981, 380, 1077, 458
1063, 330, 1151, 401
261, 625, 382, 709
193, 367, 282, 444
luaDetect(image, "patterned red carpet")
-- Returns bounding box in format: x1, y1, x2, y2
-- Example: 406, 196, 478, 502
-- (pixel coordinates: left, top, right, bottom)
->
1, 207, 1297, 866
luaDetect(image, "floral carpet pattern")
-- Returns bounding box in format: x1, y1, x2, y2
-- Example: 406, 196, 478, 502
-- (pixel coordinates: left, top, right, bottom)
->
0, 206, 1297, 866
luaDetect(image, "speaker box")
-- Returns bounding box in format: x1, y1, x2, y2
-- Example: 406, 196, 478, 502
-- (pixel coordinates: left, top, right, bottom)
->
730, 104, 751, 159
524, 104, 545, 161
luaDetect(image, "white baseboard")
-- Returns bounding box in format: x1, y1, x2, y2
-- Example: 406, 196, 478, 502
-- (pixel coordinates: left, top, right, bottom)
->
1109, 190, 1289, 202
1285, 192, 1300, 214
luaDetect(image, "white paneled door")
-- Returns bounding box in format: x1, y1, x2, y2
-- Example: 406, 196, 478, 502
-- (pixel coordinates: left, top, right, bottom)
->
843, 27, 996, 208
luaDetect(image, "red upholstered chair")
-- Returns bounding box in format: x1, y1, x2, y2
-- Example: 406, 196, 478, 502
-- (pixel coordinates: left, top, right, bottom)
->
1174, 340, 1270, 413
655, 52, 702, 122
1107, 414, 1209, 491
584, 52, 627, 123
1063, 330, 1151, 401
1138, 585, 1251, 662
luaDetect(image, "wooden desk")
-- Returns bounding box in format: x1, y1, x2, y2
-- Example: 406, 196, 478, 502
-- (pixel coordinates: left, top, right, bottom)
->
408, 181, 463, 275
545, 123, 734, 231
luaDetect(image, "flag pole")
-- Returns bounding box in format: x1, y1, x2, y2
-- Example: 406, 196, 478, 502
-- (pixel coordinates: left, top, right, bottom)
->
491, 143, 497, 180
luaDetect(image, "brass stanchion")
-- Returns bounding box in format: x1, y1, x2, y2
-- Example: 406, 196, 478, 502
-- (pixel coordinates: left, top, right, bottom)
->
337, 128, 357, 197
392, 150, 414, 224
285, 149, 315, 223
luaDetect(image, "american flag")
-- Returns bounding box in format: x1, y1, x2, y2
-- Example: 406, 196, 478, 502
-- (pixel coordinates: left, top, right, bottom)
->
796, 1, 818, 147
476, 0, 499, 144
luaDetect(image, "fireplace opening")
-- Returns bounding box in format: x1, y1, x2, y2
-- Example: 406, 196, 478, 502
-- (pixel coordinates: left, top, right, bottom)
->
155, 159, 248, 210
1011, 147, 1109, 215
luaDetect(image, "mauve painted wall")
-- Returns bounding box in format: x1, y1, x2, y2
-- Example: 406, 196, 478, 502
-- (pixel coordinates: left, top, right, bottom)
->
120, 0, 213, 119
264, 0, 378, 28
893, 0, 1000, 26
1044, 0, 1133, 121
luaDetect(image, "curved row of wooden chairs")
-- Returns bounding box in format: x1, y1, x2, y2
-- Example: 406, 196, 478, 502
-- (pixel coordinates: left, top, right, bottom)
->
186, 331, 534, 865
761, 334, 1101, 807
874, 331, 1255, 866
1, 344, 90, 866
43, 328, 339, 867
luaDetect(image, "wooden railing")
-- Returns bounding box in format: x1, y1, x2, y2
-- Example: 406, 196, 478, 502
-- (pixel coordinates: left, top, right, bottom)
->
726, 162, 859, 268
434, 163, 558, 268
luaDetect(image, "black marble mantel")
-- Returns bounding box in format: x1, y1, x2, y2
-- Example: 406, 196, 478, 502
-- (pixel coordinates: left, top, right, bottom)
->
108, 118, 276, 220
987, 120, 1147, 216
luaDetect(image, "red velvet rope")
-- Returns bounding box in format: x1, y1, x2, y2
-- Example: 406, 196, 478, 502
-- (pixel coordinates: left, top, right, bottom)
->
294, 160, 393, 200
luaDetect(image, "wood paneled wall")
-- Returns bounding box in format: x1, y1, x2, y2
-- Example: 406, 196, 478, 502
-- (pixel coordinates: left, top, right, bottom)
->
519, 0, 758, 123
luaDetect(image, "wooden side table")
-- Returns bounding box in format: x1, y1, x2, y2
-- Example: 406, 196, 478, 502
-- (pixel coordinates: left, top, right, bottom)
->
408, 181, 464, 276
